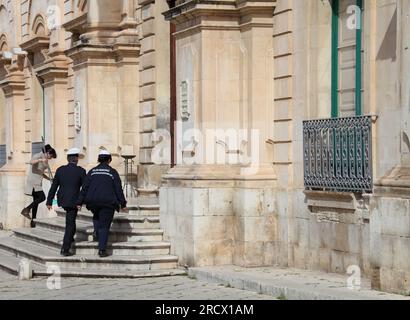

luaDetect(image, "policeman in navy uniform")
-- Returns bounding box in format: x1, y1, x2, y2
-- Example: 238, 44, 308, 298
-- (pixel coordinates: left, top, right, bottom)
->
46, 148, 86, 256
77, 150, 128, 258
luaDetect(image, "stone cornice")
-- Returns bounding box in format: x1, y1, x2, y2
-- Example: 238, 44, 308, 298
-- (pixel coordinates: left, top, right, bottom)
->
164, 0, 275, 18
0, 55, 25, 96
65, 41, 139, 69
24, 50, 70, 85
65, 44, 115, 67
0, 71, 25, 97
20, 35, 50, 53
63, 13, 123, 35
0, 56, 12, 78
139, 0, 155, 5
35, 64, 68, 86
62, 13, 88, 34
163, 0, 275, 34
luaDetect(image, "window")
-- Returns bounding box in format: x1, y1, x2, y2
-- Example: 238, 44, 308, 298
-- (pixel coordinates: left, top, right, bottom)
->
0, 145, 5, 167
331, 0, 363, 118
32, 142, 44, 157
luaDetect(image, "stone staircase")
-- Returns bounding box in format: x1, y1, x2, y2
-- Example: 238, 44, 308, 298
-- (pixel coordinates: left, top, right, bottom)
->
0, 201, 186, 278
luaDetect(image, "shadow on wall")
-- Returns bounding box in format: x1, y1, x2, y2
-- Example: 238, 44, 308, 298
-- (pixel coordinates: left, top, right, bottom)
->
376, 8, 397, 62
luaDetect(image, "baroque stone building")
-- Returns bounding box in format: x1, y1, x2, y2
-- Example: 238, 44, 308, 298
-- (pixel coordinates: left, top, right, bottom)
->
1, 0, 410, 294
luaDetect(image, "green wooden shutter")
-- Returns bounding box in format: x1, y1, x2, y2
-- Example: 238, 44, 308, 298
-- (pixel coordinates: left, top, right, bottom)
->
331, 0, 363, 118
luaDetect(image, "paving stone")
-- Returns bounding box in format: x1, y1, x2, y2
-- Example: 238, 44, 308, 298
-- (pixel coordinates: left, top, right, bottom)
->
0, 271, 277, 300
189, 266, 410, 300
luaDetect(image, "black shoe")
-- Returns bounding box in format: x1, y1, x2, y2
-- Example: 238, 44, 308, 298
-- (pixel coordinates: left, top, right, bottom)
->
98, 250, 109, 258
60, 249, 73, 257
21, 208, 31, 220
30, 220, 36, 228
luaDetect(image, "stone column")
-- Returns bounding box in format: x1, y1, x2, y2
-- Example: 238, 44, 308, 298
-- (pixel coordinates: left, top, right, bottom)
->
36, 51, 69, 167
137, 0, 171, 195
0, 58, 28, 229
161, 0, 277, 267
369, 0, 410, 294
63, 2, 140, 172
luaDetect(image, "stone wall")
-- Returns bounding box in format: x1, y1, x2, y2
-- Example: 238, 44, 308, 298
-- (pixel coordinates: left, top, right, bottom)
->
160, 166, 277, 267
159, 0, 410, 295
0, 0, 142, 228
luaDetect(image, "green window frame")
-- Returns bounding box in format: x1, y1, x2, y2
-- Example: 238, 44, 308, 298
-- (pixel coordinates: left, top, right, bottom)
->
331, 0, 363, 118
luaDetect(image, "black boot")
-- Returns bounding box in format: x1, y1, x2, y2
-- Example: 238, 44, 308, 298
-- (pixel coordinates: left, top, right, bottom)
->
98, 250, 109, 258
20, 208, 31, 220
60, 248, 74, 257
30, 220, 36, 228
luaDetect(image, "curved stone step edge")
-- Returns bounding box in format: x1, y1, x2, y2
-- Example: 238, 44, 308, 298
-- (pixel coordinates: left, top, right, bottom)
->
55, 209, 160, 223
0, 248, 46, 275
0, 237, 178, 266
35, 217, 164, 236
129, 205, 160, 211
0, 247, 185, 278
13, 228, 171, 250
0, 250, 20, 275
34, 268, 187, 279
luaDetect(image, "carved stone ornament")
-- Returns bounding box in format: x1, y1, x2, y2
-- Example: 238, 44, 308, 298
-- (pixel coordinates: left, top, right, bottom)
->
180, 80, 190, 121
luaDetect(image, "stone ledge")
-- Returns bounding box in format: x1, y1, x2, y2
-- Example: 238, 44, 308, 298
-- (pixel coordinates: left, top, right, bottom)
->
188, 265, 410, 300
374, 166, 410, 198
304, 190, 358, 211
303, 190, 370, 224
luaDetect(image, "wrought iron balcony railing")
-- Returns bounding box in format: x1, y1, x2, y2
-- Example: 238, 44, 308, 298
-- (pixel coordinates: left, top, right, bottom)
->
303, 116, 373, 193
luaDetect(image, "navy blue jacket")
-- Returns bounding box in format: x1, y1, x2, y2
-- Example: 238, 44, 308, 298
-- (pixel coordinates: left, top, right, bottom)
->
77, 163, 127, 212
46, 163, 87, 209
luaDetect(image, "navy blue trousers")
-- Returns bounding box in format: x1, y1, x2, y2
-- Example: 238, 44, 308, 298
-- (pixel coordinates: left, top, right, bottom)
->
91, 206, 114, 251
62, 208, 78, 251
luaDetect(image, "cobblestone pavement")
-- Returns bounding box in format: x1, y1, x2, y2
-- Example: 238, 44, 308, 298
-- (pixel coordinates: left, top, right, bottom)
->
0, 270, 276, 300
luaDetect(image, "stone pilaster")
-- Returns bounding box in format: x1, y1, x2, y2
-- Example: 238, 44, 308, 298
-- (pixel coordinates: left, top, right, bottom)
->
0, 57, 29, 229
63, 6, 140, 172
137, 0, 171, 194
367, 0, 410, 294
34, 51, 69, 167
161, 0, 277, 267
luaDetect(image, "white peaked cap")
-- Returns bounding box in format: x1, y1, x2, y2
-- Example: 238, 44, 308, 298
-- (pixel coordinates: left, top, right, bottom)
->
67, 148, 81, 156
99, 150, 111, 156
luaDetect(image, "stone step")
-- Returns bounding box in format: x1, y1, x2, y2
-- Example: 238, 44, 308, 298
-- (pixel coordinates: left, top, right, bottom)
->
137, 189, 159, 198
13, 228, 171, 256
0, 248, 185, 278
129, 209, 160, 216
0, 249, 46, 276
128, 204, 160, 216
0, 237, 179, 271
34, 268, 186, 279
127, 196, 159, 206
55, 209, 160, 229
35, 217, 164, 242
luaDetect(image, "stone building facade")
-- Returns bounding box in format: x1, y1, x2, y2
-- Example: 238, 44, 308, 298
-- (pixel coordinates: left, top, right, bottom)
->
1, 0, 410, 294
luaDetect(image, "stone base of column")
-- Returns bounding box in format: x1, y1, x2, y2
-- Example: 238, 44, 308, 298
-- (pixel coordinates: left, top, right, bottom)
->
370, 165, 410, 294
0, 167, 29, 229
160, 164, 278, 267
137, 164, 170, 194
0, 165, 57, 229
